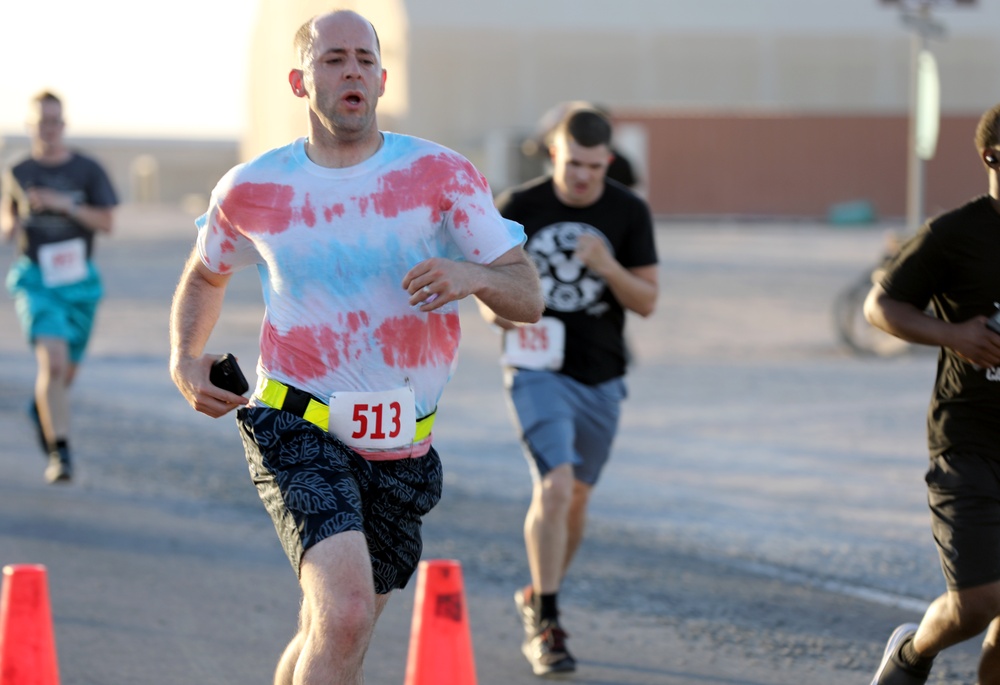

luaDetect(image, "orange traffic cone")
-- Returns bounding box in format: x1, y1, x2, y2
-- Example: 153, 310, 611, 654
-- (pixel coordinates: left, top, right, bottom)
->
404, 559, 477, 685
0, 564, 60, 685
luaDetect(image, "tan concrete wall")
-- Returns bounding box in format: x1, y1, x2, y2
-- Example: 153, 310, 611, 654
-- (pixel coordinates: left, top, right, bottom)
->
402, 27, 999, 149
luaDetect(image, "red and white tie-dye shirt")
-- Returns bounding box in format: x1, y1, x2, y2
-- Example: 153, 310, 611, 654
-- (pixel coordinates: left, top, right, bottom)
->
196, 133, 524, 455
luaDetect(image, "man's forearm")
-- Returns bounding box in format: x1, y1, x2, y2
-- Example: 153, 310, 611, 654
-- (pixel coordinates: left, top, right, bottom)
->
0, 218, 17, 243
475, 259, 544, 324
603, 264, 658, 318
863, 286, 941, 346
169, 251, 228, 366
0, 198, 17, 242
72, 205, 114, 235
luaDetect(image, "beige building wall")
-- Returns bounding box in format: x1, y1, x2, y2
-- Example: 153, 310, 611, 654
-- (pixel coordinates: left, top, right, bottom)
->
244, 1, 1000, 218
0, 136, 239, 209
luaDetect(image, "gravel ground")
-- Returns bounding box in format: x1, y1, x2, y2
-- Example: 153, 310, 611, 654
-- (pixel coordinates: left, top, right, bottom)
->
0, 205, 986, 684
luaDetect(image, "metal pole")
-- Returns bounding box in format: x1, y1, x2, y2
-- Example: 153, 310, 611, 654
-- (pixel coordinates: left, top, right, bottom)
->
905, 2, 930, 233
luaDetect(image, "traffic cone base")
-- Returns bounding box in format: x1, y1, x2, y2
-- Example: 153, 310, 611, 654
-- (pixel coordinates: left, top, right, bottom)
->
404, 559, 477, 685
0, 564, 60, 685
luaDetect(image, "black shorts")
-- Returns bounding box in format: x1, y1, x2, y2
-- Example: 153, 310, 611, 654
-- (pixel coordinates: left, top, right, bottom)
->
926, 451, 1000, 590
236, 406, 443, 594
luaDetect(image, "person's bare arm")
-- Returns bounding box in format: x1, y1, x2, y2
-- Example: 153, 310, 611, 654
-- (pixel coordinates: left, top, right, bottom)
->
864, 283, 1000, 368
26, 187, 113, 235
403, 246, 544, 324
70, 204, 114, 235
0, 189, 18, 243
574, 233, 658, 317
476, 296, 519, 331
169, 247, 248, 417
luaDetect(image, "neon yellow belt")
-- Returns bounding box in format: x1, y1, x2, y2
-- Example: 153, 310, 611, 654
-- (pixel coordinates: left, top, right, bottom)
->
256, 378, 436, 442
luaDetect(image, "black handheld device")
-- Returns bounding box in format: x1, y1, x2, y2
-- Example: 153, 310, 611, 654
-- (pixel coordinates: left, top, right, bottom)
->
987, 303, 1000, 335
210, 353, 249, 395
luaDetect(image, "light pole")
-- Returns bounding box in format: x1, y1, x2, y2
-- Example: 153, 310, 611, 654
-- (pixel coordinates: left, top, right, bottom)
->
900, 1, 943, 232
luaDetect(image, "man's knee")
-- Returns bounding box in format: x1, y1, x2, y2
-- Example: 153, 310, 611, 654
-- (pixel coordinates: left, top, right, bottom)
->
299, 533, 379, 653
537, 466, 575, 513
34, 339, 70, 380
310, 593, 376, 649
953, 582, 1000, 630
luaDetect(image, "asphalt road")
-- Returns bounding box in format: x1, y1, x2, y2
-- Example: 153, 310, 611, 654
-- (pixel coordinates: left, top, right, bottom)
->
0, 206, 985, 684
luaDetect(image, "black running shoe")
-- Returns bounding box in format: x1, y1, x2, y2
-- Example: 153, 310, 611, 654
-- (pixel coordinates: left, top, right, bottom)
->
514, 585, 539, 636
44, 446, 72, 484
522, 618, 576, 678
870, 623, 930, 685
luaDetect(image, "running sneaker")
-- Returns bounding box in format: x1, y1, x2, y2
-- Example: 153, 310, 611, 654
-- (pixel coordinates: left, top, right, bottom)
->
514, 585, 539, 636
44, 446, 72, 484
522, 618, 576, 677
870, 623, 930, 685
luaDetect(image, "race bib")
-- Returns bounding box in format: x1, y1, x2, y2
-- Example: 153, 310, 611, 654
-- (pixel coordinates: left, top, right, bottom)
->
37, 238, 87, 288
502, 317, 565, 370
328, 386, 417, 450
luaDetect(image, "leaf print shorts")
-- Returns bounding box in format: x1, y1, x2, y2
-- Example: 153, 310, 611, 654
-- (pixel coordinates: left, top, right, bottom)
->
236, 406, 443, 594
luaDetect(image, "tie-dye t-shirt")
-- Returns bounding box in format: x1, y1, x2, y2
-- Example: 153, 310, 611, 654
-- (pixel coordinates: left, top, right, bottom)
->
196, 133, 525, 452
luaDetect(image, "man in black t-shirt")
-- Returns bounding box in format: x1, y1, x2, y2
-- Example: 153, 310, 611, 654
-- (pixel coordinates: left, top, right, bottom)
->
522, 101, 640, 190
1, 91, 117, 484
480, 108, 658, 677
865, 103, 1000, 685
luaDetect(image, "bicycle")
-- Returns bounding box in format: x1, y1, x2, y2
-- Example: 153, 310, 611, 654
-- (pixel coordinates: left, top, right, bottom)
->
832, 232, 913, 357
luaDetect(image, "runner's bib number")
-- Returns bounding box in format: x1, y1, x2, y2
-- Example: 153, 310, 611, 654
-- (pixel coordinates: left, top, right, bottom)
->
37, 238, 87, 288
502, 317, 565, 370
328, 387, 416, 450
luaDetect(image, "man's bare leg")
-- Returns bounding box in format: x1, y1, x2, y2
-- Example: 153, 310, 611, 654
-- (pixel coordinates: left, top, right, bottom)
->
273, 532, 391, 685
33, 337, 74, 447
524, 464, 575, 594
561, 480, 592, 579
979, 616, 1000, 685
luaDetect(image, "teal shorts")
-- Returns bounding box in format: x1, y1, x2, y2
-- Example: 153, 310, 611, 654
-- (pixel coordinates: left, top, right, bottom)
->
6, 256, 103, 364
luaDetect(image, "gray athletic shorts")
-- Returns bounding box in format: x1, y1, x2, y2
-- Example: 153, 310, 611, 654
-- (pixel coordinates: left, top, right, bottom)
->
926, 450, 1000, 590
505, 368, 626, 486
236, 406, 443, 594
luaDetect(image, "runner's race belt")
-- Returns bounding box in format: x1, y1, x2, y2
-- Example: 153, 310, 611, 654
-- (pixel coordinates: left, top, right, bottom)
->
255, 378, 436, 454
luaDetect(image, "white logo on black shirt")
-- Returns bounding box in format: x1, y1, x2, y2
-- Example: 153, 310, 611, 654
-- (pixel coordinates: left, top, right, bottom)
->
526, 222, 610, 313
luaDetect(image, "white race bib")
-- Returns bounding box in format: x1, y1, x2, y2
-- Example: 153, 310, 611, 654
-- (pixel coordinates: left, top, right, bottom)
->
502, 317, 565, 370
328, 386, 417, 450
37, 238, 87, 288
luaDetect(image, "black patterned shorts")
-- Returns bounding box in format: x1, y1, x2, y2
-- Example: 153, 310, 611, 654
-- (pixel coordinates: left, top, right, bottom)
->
236, 406, 443, 594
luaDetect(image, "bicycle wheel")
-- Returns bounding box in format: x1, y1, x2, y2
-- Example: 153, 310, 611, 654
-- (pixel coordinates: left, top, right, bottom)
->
832, 270, 911, 357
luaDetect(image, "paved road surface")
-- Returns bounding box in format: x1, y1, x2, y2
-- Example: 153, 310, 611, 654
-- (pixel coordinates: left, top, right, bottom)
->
0, 206, 983, 683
